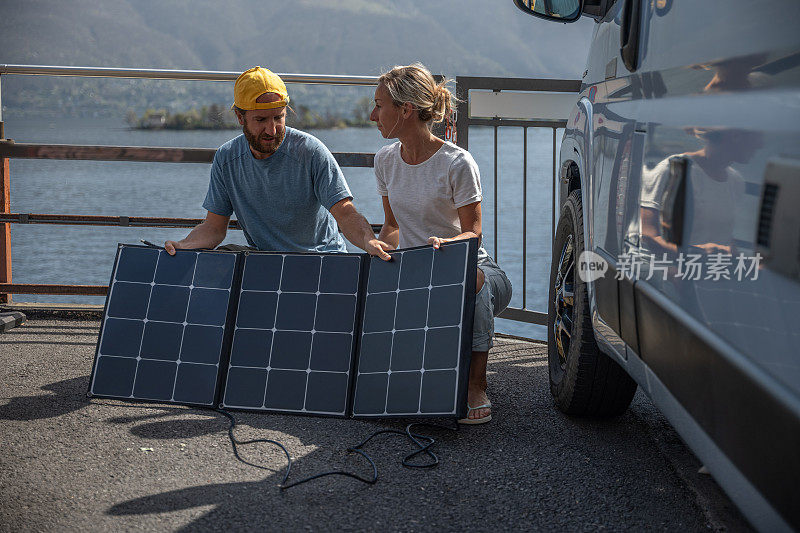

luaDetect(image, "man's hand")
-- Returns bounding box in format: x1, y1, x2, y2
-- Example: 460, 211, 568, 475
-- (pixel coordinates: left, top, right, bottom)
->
164, 240, 183, 256
365, 238, 394, 261
163, 212, 230, 256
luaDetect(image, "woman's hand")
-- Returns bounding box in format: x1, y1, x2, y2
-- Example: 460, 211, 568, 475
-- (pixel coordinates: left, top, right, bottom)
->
428, 236, 451, 249
691, 242, 732, 255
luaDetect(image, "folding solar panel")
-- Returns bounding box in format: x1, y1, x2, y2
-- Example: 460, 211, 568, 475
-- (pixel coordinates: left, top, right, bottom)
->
89, 245, 239, 406
90, 239, 476, 419
221, 252, 364, 416
352, 240, 477, 418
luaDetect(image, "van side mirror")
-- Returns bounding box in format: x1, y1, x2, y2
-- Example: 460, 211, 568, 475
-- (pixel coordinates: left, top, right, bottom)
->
513, 0, 583, 22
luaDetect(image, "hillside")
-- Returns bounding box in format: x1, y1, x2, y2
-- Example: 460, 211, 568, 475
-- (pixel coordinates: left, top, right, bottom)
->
0, 0, 594, 117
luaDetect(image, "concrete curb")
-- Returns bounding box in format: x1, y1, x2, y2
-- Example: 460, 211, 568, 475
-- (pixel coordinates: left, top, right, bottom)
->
0, 311, 26, 332
0, 303, 102, 320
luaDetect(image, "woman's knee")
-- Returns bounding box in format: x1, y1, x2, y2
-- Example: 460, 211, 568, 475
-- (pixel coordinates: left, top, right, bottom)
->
476, 268, 485, 294
492, 271, 512, 313
472, 281, 494, 351
479, 264, 512, 316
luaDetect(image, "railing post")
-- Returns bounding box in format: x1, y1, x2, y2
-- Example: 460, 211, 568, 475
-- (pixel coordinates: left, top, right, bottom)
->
454, 77, 469, 150
523, 127, 527, 310
0, 72, 13, 304
494, 125, 499, 262
1, 156, 10, 304
0, 72, 3, 140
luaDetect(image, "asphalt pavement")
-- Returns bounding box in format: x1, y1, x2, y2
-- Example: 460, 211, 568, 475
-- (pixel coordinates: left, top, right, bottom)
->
0, 319, 752, 531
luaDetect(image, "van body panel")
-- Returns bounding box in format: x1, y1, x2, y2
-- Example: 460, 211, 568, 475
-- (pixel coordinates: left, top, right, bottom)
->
635, 281, 800, 531
640, 350, 795, 533
544, 0, 800, 529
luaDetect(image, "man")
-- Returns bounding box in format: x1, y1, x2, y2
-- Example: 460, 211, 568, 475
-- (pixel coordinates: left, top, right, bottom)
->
165, 66, 392, 260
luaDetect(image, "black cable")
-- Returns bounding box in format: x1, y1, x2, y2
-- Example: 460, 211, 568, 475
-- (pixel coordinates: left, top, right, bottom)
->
401, 422, 456, 468
279, 447, 378, 489
281, 420, 457, 490
216, 408, 457, 490
215, 409, 292, 486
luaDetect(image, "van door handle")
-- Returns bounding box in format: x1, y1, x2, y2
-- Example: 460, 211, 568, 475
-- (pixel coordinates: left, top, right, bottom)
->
620, 0, 642, 72
660, 157, 687, 245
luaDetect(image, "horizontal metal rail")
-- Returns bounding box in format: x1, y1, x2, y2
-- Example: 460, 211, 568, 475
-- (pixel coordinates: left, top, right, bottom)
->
0, 212, 382, 233
469, 118, 567, 129
0, 143, 375, 167
0, 64, 380, 86
0, 212, 230, 228
454, 76, 581, 93
497, 307, 546, 326
1, 283, 107, 296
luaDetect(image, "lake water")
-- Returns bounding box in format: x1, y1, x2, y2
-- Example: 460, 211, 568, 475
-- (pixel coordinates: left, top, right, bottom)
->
3, 117, 559, 340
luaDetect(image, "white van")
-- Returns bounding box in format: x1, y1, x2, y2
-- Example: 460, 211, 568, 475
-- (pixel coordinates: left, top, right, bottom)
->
513, 1, 800, 530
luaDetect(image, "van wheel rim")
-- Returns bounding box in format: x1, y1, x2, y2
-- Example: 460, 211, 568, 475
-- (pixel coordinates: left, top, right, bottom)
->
553, 234, 575, 369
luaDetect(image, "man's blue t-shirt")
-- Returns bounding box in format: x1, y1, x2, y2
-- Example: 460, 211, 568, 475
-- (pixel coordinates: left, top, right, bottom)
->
203, 128, 351, 252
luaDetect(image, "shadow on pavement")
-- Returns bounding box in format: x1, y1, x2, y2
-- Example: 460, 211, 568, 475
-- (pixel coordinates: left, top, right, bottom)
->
0, 375, 90, 421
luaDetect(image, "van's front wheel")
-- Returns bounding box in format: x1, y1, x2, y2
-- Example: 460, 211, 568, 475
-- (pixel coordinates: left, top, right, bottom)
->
547, 189, 637, 416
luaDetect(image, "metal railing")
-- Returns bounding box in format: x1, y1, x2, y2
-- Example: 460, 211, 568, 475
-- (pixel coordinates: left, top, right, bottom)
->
454, 76, 581, 325
0, 64, 380, 85
0, 65, 580, 331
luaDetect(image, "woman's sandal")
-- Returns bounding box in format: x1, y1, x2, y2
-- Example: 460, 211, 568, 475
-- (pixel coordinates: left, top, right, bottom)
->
457, 402, 492, 425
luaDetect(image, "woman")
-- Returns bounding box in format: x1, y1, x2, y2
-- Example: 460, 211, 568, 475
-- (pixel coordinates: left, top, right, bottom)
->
369, 63, 512, 424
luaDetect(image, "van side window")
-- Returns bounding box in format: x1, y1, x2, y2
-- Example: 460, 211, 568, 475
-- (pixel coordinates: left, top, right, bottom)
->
583, 0, 618, 19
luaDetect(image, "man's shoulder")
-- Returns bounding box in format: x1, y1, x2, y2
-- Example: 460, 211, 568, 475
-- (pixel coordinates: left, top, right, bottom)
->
283, 127, 331, 161
214, 135, 247, 165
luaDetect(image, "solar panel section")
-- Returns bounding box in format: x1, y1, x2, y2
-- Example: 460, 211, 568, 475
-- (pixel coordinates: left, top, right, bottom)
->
90, 245, 237, 406
222, 252, 363, 416
352, 239, 477, 418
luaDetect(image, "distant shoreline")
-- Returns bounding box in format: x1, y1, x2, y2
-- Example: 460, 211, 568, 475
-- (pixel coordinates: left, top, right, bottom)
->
128, 123, 374, 131
127, 100, 374, 131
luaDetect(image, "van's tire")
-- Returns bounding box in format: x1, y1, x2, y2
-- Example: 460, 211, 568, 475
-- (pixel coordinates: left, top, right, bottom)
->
548, 189, 637, 416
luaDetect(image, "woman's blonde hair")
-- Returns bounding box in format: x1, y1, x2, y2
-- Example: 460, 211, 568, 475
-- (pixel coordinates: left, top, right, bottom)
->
378, 63, 455, 125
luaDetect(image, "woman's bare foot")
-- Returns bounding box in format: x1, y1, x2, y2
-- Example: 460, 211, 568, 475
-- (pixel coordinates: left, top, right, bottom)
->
467, 386, 491, 421
459, 350, 492, 423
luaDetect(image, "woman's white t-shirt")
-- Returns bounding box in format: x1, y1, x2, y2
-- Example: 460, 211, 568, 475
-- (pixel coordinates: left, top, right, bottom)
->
374, 141, 484, 253
641, 155, 744, 247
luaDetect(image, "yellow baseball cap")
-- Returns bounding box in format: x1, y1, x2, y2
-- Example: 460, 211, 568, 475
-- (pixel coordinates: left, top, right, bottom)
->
232, 67, 290, 110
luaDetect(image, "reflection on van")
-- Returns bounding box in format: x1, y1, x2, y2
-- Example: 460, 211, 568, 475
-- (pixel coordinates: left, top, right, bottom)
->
515, 0, 800, 531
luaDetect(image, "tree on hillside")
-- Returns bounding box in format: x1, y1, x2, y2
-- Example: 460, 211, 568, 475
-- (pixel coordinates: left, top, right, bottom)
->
351, 96, 373, 126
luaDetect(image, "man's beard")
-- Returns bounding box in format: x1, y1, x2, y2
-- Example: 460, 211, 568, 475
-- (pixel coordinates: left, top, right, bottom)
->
243, 122, 285, 157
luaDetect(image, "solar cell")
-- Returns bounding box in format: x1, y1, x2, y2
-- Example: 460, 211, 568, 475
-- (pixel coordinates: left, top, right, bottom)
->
352, 239, 477, 418
89, 245, 238, 407
222, 252, 363, 416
